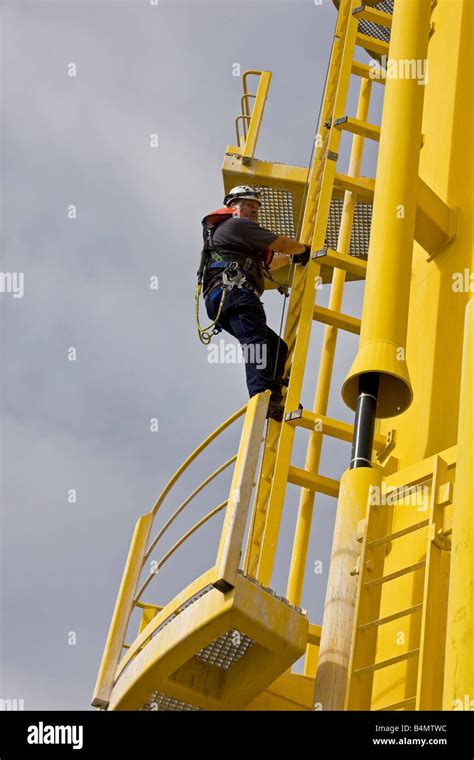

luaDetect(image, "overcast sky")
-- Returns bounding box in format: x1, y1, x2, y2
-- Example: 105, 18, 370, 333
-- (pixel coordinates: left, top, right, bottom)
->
0, 0, 382, 710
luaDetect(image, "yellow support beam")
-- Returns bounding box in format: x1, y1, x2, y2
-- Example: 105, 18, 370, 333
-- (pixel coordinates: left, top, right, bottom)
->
342, 0, 433, 418
315, 466, 383, 710
285, 408, 387, 452
312, 303, 361, 334
287, 465, 340, 499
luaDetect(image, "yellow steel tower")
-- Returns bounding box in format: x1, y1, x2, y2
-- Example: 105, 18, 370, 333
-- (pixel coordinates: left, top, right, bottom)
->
93, 0, 473, 711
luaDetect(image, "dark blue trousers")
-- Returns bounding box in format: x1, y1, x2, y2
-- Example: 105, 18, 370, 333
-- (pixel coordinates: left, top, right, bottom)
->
205, 286, 288, 399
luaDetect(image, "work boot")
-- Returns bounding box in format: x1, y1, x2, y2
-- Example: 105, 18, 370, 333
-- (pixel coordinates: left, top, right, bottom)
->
266, 399, 285, 422
266, 400, 303, 423
270, 388, 283, 404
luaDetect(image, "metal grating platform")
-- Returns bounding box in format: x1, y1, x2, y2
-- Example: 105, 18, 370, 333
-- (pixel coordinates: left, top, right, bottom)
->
254, 186, 372, 262
257, 185, 296, 238
141, 693, 200, 711
135, 572, 306, 711
325, 199, 372, 259
194, 628, 255, 670
358, 0, 393, 45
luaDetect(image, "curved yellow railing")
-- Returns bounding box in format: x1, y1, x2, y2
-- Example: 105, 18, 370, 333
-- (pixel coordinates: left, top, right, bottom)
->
92, 392, 270, 709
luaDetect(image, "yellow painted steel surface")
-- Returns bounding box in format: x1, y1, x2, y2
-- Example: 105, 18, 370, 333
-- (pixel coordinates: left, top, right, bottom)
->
93, 0, 472, 712
369, 0, 473, 711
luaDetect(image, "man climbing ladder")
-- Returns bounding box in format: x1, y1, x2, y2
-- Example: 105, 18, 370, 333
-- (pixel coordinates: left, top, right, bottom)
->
198, 185, 310, 421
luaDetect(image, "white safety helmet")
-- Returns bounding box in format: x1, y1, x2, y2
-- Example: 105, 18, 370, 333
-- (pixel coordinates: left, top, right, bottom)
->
223, 185, 262, 207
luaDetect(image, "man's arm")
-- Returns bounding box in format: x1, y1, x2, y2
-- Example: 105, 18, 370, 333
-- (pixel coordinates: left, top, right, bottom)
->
270, 236, 308, 255
269, 252, 293, 270
268, 237, 311, 269
237, 220, 309, 266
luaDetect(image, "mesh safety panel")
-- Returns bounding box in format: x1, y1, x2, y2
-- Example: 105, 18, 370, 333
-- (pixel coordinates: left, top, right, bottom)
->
358, 0, 393, 45
194, 629, 255, 670
141, 693, 200, 711
257, 186, 296, 238
325, 199, 372, 259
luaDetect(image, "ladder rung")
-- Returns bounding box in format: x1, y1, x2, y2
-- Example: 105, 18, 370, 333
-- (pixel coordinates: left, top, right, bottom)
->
364, 560, 426, 589
359, 603, 423, 631
368, 519, 430, 548
313, 248, 367, 279
285, 409, 386, 451
312, 304, 361, 334
351, 60, 386, 84
334, 172, 375, 201
353, 5, 393, 29
354, 648, 419, 676
334, 116, 380, 142
376, 696, 417, 712
287, 465, 340, 499
356, 32, 389, 57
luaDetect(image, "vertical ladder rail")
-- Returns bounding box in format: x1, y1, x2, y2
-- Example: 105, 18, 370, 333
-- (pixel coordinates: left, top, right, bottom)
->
287, 74, 373, 610
318, 0, 434, 711
243, 0, 356, 578
256, 0, 360, 588
415, 456, 451, 709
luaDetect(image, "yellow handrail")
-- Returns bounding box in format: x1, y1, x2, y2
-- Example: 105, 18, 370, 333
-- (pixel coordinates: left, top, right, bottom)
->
150, 403, 246, 518
144, 454, 237, 561
92, 394, 269, 708
134, 501, 228, 604
229, 70, 272, 164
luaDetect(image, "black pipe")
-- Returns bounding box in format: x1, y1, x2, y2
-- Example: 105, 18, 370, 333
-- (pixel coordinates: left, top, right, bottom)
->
350, 372, 380, 469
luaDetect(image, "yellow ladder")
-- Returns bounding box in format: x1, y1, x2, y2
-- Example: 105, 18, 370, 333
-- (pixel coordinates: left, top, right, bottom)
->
243, 0, 393, 595
345, 455, 453, 710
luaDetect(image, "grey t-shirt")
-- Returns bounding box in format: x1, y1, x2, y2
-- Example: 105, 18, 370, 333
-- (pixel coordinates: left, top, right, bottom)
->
212, 217, 279, 253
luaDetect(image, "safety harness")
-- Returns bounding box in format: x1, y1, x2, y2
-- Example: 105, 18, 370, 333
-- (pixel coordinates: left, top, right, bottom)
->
195, 208, 287, 345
